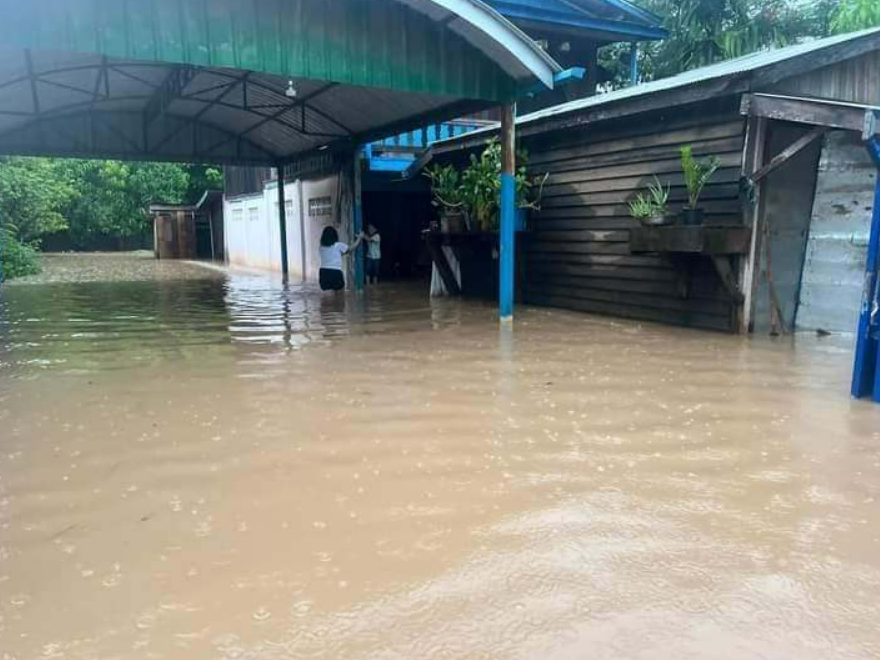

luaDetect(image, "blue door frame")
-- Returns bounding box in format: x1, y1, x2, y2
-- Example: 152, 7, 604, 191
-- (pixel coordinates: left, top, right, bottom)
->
851, 114, 880, 401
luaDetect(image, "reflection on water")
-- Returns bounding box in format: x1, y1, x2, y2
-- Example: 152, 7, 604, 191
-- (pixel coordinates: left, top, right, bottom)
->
1, 256, 880, 660
0, 267, 470, 376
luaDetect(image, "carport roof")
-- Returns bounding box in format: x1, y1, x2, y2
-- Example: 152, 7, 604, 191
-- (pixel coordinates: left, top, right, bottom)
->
0, 0, 560, 166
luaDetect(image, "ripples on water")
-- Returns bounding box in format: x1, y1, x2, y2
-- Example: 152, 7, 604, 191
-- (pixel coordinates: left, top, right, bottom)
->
1, 256, 880, 660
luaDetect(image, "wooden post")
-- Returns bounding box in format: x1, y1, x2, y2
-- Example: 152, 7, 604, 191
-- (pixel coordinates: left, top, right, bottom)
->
276, 164, 289, 278
207, 206, 216, 261
499, 103, 516, 323
739, 116, 768, 333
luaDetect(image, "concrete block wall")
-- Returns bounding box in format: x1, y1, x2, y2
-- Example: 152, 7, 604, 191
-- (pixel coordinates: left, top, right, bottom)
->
223, 175, 341, 281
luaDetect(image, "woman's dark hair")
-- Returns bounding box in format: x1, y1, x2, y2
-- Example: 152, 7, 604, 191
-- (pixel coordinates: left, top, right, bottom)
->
320, 226, 339, 247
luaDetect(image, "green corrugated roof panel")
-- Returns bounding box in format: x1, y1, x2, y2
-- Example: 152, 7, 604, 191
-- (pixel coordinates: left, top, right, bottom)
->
0, 0, 516, 102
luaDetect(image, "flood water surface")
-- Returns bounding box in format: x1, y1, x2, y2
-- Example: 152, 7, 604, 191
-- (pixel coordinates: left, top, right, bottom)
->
1, 255, 879, 659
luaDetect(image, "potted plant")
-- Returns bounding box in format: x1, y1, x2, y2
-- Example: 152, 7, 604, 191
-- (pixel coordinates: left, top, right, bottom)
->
424, 164, 467, 232
516, 166, 548, 231
460, 143, 500, 232
425, 140, 548, 233
679, 145, 720, 226
460, 139, 548, 232
629, 176, 673, 226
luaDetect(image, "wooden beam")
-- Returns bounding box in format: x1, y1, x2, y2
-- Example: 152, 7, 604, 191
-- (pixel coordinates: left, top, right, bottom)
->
740, 115, 768, 334
750, 126, 827, 184
425, 236, 461, 295
741, 93, 873, 133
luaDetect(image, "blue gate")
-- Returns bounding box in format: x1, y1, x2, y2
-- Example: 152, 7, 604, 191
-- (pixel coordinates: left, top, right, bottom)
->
851, 110, 880, 401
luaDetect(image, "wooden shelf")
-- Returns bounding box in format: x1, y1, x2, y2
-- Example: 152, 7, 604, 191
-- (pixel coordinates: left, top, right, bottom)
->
629, 225, 752, 303
629, 226, 751, 255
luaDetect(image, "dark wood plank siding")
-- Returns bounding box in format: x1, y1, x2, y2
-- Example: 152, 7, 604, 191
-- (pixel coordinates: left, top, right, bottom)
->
522, 99, 746, 331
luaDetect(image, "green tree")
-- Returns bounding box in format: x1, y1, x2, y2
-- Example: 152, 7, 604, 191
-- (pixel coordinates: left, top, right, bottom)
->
0, 157, 73, 242
832, 0, 880, 33
60, 160, 189, 248
0, 157, 76, 279
185, 164, 224, 204
600, 0, 844, 87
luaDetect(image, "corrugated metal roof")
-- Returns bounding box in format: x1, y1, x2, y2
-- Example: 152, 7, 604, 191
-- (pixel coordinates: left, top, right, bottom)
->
0, 0, 562, 166
433, 26, 880, 152
521, 27, 880, 124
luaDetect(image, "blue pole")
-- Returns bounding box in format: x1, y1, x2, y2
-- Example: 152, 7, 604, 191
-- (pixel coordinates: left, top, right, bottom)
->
630, 42, 639, 86
499, 104, 516, 323
500, 172, 515, 320
851, 134, 880, 399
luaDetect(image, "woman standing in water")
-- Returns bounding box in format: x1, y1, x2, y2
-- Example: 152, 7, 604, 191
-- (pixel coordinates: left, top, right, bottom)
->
319, 226, 363, 292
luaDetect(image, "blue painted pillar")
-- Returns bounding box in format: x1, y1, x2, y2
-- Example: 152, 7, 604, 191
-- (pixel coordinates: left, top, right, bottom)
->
353, 150, 364, 291
630, 42, 639, 86
499, 104, 516, 322
851, 134, 880, 400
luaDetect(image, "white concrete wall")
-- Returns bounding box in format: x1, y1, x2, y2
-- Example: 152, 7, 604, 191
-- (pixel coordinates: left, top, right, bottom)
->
797, 132, 877, 334
222, 174, 344, 281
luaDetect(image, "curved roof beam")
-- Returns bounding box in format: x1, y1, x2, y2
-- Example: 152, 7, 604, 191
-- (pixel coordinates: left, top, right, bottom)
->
405, 0, 561, 90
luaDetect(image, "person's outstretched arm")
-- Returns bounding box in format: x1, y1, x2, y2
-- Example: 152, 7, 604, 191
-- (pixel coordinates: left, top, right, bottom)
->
342, 234, 364, 254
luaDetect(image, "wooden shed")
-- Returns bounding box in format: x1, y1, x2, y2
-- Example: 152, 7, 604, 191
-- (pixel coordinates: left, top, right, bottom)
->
151, 205, 196, 260
150, 191, 224, 262
432, 28, 880, 334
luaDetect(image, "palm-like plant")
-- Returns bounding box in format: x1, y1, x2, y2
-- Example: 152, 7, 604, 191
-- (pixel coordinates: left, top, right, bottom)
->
680, 146, 720, 210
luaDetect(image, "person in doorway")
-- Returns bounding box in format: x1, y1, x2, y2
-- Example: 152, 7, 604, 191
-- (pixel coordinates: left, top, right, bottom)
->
364, 224, 381, 285
319, 226, 363, 292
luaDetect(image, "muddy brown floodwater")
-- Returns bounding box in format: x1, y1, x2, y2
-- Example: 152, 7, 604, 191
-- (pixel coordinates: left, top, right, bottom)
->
1, 254, 880, 660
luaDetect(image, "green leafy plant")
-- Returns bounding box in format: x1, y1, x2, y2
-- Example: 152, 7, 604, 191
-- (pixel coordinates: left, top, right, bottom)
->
629, 176, 670, 219
424, 164, 465, 212
680, 146, 720, 209
425, 140, 548, 232
0, 223, 41, 280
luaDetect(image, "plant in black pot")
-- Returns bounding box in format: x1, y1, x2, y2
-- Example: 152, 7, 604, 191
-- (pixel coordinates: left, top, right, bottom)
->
679, 146, 720, 226
629, 177, 673, 226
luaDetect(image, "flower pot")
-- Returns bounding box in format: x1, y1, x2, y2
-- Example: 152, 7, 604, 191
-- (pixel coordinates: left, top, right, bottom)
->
640, 213, 676, 227
441, 211, 465, 233
680, 207, 704, 226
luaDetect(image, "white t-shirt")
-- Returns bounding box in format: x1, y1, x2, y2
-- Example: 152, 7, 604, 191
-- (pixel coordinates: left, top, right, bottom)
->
320, 242, 348, 271
367, 233, 381, 260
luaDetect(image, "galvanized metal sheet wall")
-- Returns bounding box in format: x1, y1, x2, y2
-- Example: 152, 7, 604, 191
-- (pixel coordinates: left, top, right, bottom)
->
0, 0, 515, 102
521, 99, 745, 332
751, 123, 823, 334
797, 131, 877, 333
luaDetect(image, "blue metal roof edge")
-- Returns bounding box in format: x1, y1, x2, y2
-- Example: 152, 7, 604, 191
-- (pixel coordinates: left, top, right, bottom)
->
593, 0, 665, 29
496, 4, 667, 40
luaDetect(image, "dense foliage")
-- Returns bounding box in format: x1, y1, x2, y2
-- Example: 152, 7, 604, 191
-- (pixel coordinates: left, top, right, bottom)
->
600, 0, 880, 87
0, 158, 221, 279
